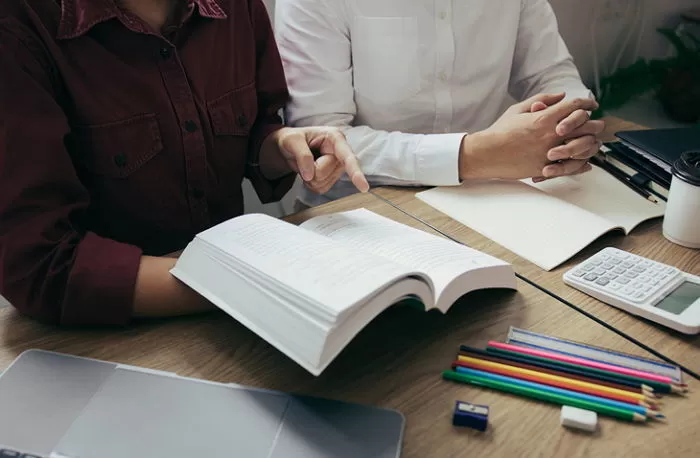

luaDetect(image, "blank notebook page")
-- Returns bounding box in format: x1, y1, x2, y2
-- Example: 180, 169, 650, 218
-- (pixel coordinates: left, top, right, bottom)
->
524, 166, 664, 232
416, 165, 665, 271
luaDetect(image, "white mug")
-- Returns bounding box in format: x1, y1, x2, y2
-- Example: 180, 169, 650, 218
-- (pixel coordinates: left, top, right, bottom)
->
663, 151, 700, 249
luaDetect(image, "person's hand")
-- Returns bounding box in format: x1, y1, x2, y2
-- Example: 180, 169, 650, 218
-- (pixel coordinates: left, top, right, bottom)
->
459, 93, 599, 180
274, 126, 369, 194
529, 98, 605, 182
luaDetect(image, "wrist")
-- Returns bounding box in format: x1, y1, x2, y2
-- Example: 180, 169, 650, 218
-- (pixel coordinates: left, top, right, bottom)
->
259, 127, 294, 180
459, 130, 496, 180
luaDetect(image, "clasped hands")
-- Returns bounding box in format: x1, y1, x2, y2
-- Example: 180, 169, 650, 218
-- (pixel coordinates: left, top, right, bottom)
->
459, 92, 604, 182
528, 93, 605, 182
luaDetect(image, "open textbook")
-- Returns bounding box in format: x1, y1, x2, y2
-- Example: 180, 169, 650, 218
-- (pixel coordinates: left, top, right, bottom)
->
171, 209, 516, 375
416, 165, 665, 271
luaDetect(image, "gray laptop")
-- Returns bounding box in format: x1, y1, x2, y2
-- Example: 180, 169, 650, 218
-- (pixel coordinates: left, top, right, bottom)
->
0, 350, 404, 458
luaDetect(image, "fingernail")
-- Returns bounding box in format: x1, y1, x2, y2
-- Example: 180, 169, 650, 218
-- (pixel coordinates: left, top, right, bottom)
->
543, 166, 559, 178
556, 125, 568, 136
301, 167, 313, 181
354, 173, 370, 192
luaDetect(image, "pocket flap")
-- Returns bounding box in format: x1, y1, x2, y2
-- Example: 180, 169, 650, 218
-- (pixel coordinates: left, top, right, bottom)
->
207, 82, 258, 136
72, 113, 163, 179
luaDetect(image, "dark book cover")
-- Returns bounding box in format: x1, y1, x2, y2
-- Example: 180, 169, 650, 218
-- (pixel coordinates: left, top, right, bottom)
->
615, 127, 700, 167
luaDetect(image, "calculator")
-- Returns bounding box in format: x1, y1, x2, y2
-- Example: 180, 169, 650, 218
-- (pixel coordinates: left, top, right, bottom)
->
563, 247, 700, 334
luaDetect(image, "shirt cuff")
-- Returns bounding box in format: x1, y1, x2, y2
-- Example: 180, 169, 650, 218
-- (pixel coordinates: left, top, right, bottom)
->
61, 232, 142, 326
414, 133, 464, 186
247, 122, 296, 203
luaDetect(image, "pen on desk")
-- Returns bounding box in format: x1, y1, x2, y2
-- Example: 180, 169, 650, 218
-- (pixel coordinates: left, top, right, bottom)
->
589, 156, 659, 204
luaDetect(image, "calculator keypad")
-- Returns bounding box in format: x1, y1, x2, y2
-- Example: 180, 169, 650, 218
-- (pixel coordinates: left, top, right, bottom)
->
568, 248, 682, 303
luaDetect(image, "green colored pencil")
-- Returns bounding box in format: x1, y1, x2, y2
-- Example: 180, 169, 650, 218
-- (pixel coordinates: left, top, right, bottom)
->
443, 370, 648, 423
486, 346, 683, 394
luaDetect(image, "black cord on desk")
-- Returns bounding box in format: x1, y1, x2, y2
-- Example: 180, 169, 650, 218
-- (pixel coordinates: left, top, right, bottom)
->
369, 190, 700, 381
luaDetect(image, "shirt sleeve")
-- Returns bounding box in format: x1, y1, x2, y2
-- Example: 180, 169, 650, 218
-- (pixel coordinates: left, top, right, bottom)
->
509, 0, 594, 102
274, 0, 462, 188
245, 0, 296, 203
0, 27, 142, 326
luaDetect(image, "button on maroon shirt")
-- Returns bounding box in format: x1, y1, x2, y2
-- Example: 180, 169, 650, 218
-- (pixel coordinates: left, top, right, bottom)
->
0, 0, 294, 325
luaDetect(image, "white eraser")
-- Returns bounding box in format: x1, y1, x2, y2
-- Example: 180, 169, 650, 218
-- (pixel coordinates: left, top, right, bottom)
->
560, 406, 597, 432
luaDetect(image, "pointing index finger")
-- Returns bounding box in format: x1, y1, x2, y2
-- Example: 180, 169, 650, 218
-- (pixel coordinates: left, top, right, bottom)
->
329, 132, 370, 192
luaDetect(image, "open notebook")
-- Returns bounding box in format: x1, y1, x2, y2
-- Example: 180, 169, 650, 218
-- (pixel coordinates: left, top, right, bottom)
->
171, 208, 515, 375
416, 165, 665, 271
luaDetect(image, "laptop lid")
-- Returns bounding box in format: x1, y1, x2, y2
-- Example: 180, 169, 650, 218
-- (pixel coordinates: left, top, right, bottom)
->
0, 350, 404, 458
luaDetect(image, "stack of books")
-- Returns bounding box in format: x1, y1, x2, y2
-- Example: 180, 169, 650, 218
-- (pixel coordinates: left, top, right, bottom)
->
599, 126, 700, 202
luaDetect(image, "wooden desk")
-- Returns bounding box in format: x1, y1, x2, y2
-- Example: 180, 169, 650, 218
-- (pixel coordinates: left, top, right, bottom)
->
372, 116, 700, 376
0, 190, 697, 457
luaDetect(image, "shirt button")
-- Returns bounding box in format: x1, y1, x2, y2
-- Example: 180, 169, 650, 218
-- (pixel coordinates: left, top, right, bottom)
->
159, 47, 172, 59
438, 72, 447, 81
113, 153, 127, 167
191, 188, 204, 199
236, 114, 247, 127
439, 12, 447, 20
184, 120, 198, 132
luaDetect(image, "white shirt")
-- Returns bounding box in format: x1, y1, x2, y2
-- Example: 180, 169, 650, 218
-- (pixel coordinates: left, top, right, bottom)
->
274, 0, 592, 207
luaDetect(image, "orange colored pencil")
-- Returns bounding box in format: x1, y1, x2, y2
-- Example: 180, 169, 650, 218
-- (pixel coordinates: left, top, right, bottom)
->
455, 356, 658, 408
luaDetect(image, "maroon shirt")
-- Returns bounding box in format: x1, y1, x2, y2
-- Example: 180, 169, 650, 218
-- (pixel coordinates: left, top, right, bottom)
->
0, 0, 293, 325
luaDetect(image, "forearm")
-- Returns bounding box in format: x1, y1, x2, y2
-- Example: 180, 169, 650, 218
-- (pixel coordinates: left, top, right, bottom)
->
132, 256, 214, 318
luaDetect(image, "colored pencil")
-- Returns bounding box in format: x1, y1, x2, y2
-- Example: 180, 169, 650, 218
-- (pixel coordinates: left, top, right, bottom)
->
487, 341, 683, 387
442, 370, 648, 423
459, 346, 654, 395
484, 346, 685, 394
453, 367, 663, 418
455, 355, 658, 406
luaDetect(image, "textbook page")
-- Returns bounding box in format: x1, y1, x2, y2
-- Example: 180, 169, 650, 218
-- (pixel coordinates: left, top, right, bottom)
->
300, 209, 509, 303
195, 214, 426, 317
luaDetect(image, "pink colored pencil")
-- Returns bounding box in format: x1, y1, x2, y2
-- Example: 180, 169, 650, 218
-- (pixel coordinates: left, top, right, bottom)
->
487, 341, 680, 386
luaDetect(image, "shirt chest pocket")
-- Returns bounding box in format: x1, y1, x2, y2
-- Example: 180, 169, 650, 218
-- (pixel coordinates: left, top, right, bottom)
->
351, 17, 420, 105
207, 82, 258, 137
71, 113, 163, 179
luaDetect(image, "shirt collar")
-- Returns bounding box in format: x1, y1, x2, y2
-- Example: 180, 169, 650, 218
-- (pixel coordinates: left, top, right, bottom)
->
57, 0, 227, 40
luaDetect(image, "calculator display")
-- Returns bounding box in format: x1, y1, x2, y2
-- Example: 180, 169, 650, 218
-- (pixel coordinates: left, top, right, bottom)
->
655, 282, 700, 315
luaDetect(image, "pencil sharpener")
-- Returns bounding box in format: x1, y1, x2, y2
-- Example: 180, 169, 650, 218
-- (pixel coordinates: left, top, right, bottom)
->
452, 400, 489, 431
